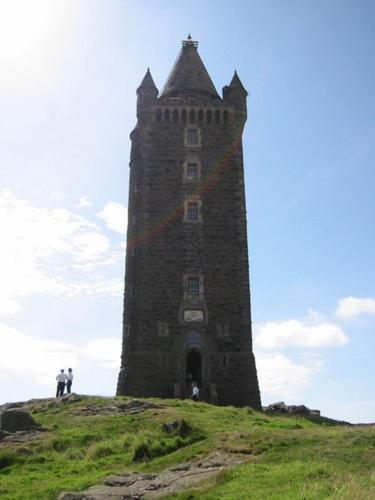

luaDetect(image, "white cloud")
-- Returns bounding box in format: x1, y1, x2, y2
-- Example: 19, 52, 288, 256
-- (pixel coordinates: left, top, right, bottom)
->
48, 191, 65, 201
336, 296, 375, 319
96, 202, 127, 234
76, 196, 92, 208
0, 322, 121, 385
255, 319, 348, 349
0, 189, 124, 317
256, 350, 322, 398
83, 337, 122, 368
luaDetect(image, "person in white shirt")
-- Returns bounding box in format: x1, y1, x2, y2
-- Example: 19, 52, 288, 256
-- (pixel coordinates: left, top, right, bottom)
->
66, 368, 74, 393
191, 383, 199, 402
56, 369, 67, 397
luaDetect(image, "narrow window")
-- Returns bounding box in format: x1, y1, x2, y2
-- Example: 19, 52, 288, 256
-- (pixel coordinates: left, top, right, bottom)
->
189, 109, 196, 123
165, 109, 170, 122
156, 109, 162, 122
187, 162, 198, 180
173, 109, 179, 122
187, 202, 198, 221
158, 322, 169, 337
223, 355, 227, 366
223, 110, 228, 123
188, 277, 200, 297
198, 109, 204, 123
187, 128, 198, 145
215, 109, 221, 123
181, 109, 187, 123
206, 110, 212, 123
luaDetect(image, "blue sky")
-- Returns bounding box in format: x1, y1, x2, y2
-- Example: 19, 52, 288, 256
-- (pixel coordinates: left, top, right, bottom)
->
0, 0, 374, 422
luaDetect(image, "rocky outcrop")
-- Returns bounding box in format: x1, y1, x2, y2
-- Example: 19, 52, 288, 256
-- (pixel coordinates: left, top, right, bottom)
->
0, 409, 41, 433
0, 405, 46, 444
70, 399, 161, 417
263, 402, 321, 416
59, 451, 249, 499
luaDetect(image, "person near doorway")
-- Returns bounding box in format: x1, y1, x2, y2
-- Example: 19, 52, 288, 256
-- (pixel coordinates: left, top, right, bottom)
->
191, 382, 199, 401
66, 368, 74, 393
56, 369, 67, 397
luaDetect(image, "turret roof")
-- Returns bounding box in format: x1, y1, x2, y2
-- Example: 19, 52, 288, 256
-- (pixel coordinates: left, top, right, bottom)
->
161, 36, 220, 99
137, 68, 158, 93
229, 71, 247, 95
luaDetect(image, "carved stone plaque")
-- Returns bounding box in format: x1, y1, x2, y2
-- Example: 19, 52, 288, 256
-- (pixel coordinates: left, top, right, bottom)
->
184, 310, 204, 322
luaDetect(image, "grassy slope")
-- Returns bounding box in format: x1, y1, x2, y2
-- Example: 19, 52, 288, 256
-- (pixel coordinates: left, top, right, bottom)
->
0, 396, 374, 499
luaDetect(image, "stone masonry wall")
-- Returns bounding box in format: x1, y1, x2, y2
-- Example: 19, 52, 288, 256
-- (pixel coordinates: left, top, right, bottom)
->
117, 94, 261, 409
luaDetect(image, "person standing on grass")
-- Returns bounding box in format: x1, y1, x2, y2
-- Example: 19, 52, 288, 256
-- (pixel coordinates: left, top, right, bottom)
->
66, 368, 74, 393
56, 369, 67, 398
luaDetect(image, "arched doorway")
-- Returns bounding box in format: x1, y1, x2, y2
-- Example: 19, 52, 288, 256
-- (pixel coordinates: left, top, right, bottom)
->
186, 349, 202, 387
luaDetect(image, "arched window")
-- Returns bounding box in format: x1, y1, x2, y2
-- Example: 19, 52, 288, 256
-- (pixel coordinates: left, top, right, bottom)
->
172, 109, 179, 122
164, 109, 170, 122
189, 109, 196, 124
198, 109, 204, 123
206, 110, 212, 124
223, 110, 228, 124
215, 109, 221, 124
181, 109, 187, 123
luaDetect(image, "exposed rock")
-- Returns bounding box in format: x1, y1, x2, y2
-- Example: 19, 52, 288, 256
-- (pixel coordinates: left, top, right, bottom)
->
264, 402, 321, 416
0, 409, 41, 433
0, 430, 11, 441
0, 429, 46, 444
59, 393, 82, 404
0, 398, 54, 413
71, 399, 161, 417
59, 451, 249, 499
162, 419, 191, 436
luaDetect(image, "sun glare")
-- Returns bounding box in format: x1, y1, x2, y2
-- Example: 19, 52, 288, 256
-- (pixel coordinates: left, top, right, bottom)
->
0, 0, 74, 91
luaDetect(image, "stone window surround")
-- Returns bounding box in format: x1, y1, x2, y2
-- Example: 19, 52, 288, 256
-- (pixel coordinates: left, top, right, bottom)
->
183, 156, 201, 182
183, 125, 202, 148
183, 272, 204, 299
183, 195, 202, 222
184, 125, 201, 147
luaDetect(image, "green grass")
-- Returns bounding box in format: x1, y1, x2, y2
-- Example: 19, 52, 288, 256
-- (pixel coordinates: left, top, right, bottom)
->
0, 396, 374, 499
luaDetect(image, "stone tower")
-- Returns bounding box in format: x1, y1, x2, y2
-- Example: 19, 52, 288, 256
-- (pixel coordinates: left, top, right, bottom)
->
117, 36, 261, 408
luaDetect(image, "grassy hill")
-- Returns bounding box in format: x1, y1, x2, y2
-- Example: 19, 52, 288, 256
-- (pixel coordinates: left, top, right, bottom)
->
0, 395, 374, 499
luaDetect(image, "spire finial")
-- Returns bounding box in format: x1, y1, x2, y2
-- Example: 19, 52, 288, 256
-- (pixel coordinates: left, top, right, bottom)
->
182, 34, 198, 48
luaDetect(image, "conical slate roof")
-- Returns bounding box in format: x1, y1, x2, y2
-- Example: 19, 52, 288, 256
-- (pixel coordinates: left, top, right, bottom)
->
161, 37, 220, 99
137, 68, 158, 93
229, 71, 247, 95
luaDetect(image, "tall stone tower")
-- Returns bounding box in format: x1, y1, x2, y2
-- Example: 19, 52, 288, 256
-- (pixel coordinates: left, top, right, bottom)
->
117, 36, 261, 408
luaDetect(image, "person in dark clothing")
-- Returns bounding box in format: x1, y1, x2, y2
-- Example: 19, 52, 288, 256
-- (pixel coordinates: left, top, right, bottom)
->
66, 368, 74, 393
56, 369, 67, 397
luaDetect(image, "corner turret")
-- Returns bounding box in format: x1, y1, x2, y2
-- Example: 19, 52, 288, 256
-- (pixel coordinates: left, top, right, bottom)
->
223, 71, 247, 115
136, 68, 158, 120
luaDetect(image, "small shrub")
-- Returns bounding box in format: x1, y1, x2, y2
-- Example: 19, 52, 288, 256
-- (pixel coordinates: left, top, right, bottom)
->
76, 433, 99, 446
48, 437, 70, 452
162, 419, 191, 437
64, 448, 85, 460
87, 443, 114, 460
121, 434, 133, 450
132, 438, 150, 462
245, 407, 255, 415
0, 452, 17, 469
